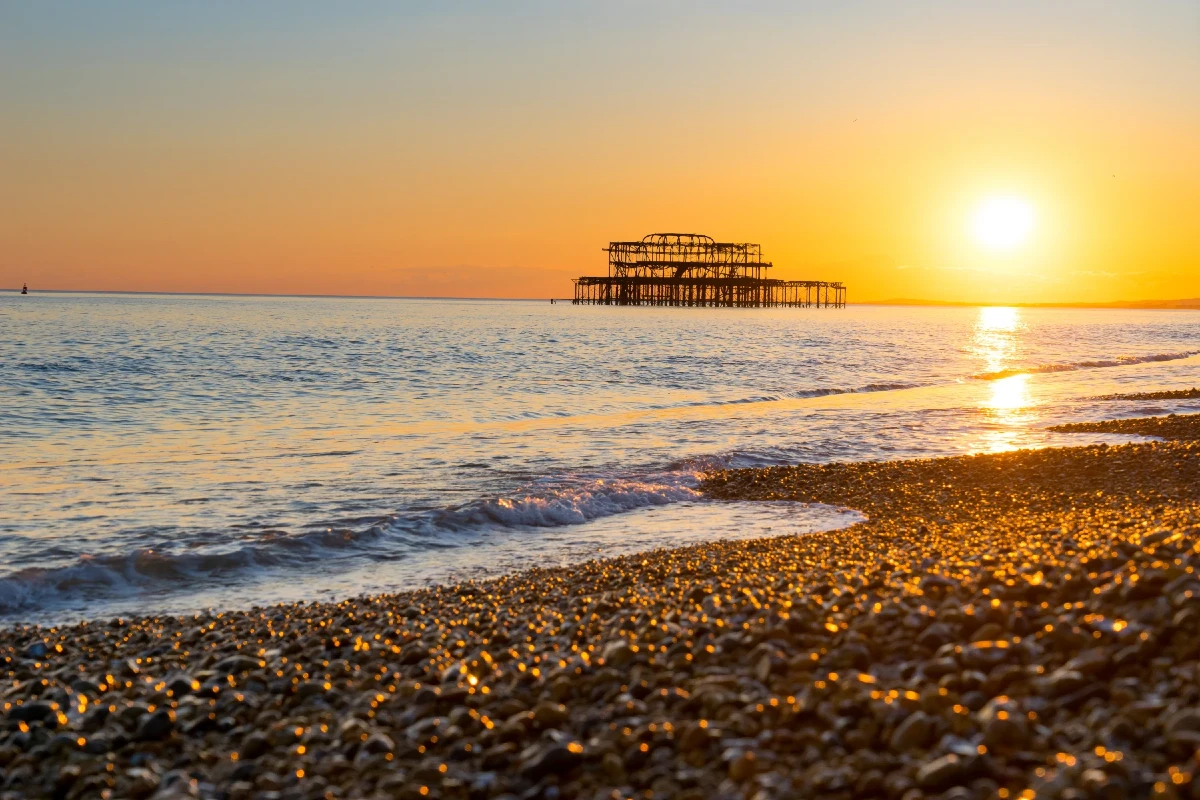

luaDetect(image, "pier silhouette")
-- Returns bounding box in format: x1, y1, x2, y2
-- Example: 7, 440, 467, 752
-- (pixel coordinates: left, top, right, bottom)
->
572, 233, 845, 307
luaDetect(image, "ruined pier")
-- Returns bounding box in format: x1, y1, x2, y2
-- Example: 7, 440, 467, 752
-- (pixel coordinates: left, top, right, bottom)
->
572, 233, 845, 308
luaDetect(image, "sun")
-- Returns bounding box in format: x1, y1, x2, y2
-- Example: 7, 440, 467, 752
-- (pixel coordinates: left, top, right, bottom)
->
971, 195, 1035, 252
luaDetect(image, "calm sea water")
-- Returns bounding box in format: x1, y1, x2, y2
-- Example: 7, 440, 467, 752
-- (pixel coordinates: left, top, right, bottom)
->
3, 293, 1199, 623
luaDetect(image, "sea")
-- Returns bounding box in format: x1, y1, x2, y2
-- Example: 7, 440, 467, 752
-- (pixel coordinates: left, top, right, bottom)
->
3, 293, 1199, 624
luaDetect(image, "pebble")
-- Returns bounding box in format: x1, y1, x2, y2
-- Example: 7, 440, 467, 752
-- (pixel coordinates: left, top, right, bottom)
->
917, 753, 967, 791
890, 710, 935, 751
135, 710, 174, 741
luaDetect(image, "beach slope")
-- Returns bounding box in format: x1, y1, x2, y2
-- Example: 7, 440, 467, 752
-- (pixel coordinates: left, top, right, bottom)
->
4, 416, 1200, 799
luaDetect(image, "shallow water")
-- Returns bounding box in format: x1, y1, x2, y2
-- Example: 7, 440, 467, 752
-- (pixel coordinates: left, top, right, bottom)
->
3, 294, 1199, 623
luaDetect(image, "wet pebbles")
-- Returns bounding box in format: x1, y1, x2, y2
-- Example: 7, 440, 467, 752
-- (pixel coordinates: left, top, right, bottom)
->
1049, 414, 1200, 441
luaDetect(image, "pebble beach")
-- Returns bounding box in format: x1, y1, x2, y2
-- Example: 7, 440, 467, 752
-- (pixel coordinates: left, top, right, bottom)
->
5, 412, 1200, 800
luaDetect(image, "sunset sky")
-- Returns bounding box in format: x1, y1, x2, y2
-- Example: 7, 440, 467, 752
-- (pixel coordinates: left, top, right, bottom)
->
3, 1, 1198, 302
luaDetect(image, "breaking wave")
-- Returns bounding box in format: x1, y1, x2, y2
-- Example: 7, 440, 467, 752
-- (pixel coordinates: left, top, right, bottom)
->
688, 382, 923, 408
973, 352, 1196, 381
0, 467, 711, 616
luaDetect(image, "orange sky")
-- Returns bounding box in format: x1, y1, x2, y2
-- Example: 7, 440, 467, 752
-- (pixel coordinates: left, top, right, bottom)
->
3, 2, 1198, 302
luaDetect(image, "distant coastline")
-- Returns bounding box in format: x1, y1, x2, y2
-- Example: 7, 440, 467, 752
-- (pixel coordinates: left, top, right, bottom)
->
8, 288, 1200, 309
858, 297, 1200, 310
4, 288, 545, 302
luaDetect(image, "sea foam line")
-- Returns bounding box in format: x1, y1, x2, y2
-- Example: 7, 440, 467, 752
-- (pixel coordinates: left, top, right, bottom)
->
0, 465, 716, 616
973, 351, 1197, 381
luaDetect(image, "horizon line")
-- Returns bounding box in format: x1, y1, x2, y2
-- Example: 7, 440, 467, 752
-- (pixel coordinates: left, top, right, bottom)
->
6, 287, 1200, 310
7, 288, 558, 302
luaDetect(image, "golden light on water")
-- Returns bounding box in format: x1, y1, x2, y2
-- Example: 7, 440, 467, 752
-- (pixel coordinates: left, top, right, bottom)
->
972, 306, 1022, 375
986, 374, 1031, 412
972, 306, 1036, 453
977, 305, 1020, 330
972, 196, 1036, 252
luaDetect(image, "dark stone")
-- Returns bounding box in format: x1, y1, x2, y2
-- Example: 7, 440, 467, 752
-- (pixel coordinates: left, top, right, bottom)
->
520, 744, 583, 780
24, 642, 49, 659
413, 687, 439, 706
8, 702, 53, 724
83, 735, 113, 755
135, 710, 174, 741
889, 711, 934, 751
1054, 681, 1109, 710
240, 732, 270, 760
81, 706, 110, 732
916, 754, 968, 792
363, 733, 395, 755
213, 655, 261, 674
918, 623, 954, 649
167, 675, 196, 697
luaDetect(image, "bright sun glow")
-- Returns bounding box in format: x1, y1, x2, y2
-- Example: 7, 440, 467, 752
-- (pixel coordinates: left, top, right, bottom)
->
971, 195, 1035, 252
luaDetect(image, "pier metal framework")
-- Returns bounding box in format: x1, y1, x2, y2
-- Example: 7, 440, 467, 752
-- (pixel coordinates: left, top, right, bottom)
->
572, 233, 845, 308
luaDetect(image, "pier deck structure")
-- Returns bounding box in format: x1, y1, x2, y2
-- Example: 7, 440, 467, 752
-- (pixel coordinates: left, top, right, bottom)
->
571, 233, 845, 308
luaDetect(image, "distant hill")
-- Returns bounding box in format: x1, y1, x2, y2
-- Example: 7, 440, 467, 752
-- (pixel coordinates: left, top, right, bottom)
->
859, 298, 1200, 310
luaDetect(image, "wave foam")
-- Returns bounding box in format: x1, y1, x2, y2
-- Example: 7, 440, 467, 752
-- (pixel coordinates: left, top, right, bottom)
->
480, 475, 702, 527
973, 352, 1196, 381
0, 466, 716, 617
690, 381, 923, 407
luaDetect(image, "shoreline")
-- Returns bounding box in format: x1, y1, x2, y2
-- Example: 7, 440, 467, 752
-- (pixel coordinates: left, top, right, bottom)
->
4, 415, 1200, 798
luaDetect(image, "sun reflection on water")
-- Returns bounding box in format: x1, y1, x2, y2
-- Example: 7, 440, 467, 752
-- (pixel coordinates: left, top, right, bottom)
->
979, 305, 1020, 330
986, 373, 1030, 411
972, 307, 1038, 453
972, 306, 1022, 375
